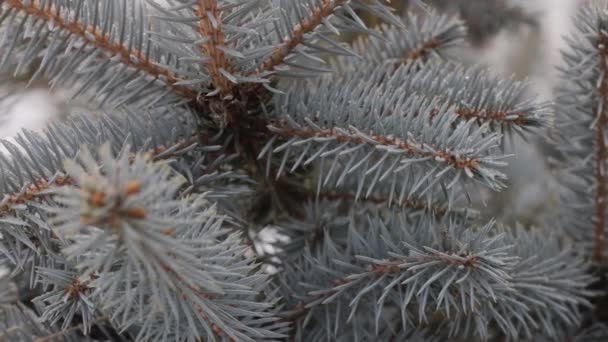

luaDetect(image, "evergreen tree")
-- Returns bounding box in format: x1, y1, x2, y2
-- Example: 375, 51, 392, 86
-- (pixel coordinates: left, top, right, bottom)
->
0, 0, 605, 341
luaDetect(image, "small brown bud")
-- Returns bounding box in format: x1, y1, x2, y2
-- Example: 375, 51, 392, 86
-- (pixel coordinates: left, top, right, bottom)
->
89, 191, 106, 207
124, 180, 142, 195
211, 323, 222, 336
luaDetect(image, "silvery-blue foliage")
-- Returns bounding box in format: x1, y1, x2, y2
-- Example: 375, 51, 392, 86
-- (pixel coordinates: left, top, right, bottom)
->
0, 0, 603, 341
553, 2, 608, 261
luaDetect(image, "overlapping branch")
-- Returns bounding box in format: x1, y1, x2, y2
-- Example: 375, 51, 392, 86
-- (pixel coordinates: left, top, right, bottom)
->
0, 136, 200, 218
593, 35, 608, 262
195, 0, 235, 95
2, 0, 198, 102
316, 190, 454, 217
268, 121, 482, 172
43, 146, 285, 341
279, 220, 592, 340
330, 62, 550, 136
283, 253, 481, 323
554, 4, 608, 262
348, 13, 465, 67
401, 37, 442, 63
254, 0, 348, 75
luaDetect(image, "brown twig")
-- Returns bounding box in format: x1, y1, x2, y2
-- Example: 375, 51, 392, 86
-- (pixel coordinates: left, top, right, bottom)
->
456, 108, 532, 125
401, 37, 442, 63
253, 0, 348, 75
0, 176, 73, 216
195, 0, 235, 96
593, 37, 608, 263
32, 316, 110, 342
269, 121, 482, 171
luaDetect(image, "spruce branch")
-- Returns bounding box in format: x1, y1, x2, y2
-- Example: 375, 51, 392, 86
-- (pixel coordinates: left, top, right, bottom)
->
0, 109, 224, 276
332, 62, 551, 136
0, 175, 73, 217
42, 145, 286, 341
247, 0, 401, 81
194, 0, 235, 96
0, 132, 206, 222
279, 217, 593, 340
0, 0, 589, 340
594, 36, 608, 263
255, 0, 349, 75
268, 120, 486, 172
553, 2, 608, 262
0, 110, 204, 219
264, 79, 507, 205
32, 265, 98, 334
350, 13, 466, 66
314, 190, 458, 218
0, 0, 198, 105
0, 302, 95, 341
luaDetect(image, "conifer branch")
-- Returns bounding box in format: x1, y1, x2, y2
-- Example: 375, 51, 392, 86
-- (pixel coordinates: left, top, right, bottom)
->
268, 121, 482, 171
315, 190, 455, 217
254, 0, 348, 75
400, 36, 442, 63
0, 176, 72, 217
0, 0, 592, 340
280, 220, 592, 340
410, 105, 540, 130
0, 111, 202, 216
0, 134, 200, 218
328, 62, 550, 136
1, 0, 198, 101
454, 107, 536, 126
593, 35, 608, 263
33, 317, 110, 342
284, 253, 480, 325
157, 260, 233, 341
44, 146, 284, 341
347, 13, 466, 68
195, 0, 235, 95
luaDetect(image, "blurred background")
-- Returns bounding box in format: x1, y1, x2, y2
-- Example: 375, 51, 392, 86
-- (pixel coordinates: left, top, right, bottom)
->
0, 0, 587, 226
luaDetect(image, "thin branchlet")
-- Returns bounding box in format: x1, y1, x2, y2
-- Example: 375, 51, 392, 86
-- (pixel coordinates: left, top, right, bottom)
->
0, 175, 73, 216
254, 0, 348, 74
0, 135, 200, 217
593, 34, 608, 263
158, 260, 234, 341
284, 253, 481, 324
2, 0, 198, 101
315, 190, 453, 217
195, 0, 235, 95
416, 106, 538, 128
269, 121, 481, 170
401, 37, 442, 63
